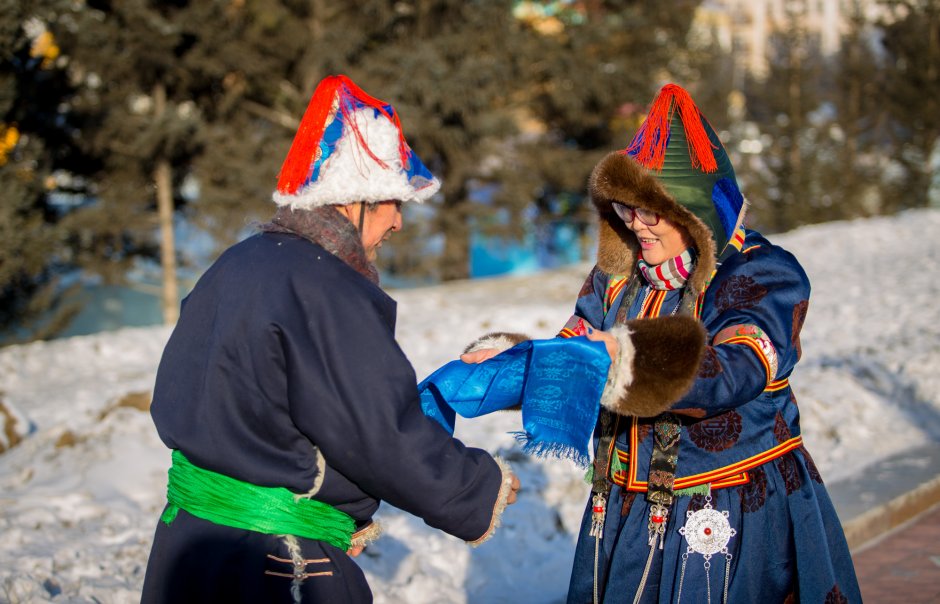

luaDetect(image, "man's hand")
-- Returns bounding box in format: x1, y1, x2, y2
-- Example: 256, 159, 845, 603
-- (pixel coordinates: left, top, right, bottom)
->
347, 545, 364, 557
460, 348, 501, 364
506, 473, 520, 505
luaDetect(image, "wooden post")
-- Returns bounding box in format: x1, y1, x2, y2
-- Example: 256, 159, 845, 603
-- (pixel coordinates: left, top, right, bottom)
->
153, 82, 179, 325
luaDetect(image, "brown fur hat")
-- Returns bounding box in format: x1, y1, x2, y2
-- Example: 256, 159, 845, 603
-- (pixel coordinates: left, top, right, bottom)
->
590, 151, 717, 296
589, 85, 749, 297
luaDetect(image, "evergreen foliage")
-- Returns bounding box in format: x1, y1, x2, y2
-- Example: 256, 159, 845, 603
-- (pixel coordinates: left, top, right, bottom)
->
737, 4, 827, 232
2, 0, 937, 343
362, 0, 701, 280
686, 0, 937, 233
875, 0, 940, 209
0, 0, 86, 342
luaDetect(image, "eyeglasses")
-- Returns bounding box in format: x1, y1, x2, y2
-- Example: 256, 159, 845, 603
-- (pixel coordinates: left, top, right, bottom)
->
612, 203, 660, 226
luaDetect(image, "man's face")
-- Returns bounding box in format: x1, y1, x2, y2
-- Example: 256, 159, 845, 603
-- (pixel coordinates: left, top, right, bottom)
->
361, 200, 403, 261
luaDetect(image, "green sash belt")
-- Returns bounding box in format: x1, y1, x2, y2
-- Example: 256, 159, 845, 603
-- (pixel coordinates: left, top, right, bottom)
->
160, 450, 355, 550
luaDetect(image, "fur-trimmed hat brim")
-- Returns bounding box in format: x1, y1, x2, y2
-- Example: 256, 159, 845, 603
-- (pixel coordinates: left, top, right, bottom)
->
273, 107, 440, 209
589, 151, 717, 294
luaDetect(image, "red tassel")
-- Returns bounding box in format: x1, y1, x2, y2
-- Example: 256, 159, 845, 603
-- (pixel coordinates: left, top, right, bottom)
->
276, 75, 410, 195
277, 76, 342, 195
626, 84, 718, 173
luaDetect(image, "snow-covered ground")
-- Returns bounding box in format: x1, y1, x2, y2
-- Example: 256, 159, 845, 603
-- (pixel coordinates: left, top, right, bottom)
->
1, 209, 939, 603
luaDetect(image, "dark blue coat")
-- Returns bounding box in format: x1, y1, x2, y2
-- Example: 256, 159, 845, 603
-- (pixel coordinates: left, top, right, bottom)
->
143, 232, 503, 603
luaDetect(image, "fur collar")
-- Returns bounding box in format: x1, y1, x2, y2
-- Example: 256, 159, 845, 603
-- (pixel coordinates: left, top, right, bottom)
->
261, 206, 380, 285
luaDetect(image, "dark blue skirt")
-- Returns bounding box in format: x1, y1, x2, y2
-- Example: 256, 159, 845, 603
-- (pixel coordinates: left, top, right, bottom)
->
141, 507, 372, 603
567, 448, 861, 603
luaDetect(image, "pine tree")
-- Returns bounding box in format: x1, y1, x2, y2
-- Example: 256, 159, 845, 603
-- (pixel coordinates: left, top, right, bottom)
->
502, 0, 703, 268
734, 3, 826, 233
0, 0, 90, 343
875, 0, 940, 209
58, 1, 314, 322
820, 3, 887, 220
56, 1, 205, 324
354, 0, 702, 280
3, 0, 709, 341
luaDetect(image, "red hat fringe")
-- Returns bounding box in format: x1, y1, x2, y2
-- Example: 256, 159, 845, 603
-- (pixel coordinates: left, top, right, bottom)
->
625, 84, 718, 173
276, 75, 410, 196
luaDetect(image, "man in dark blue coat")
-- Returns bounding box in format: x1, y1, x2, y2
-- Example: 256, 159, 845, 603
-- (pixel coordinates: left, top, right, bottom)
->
141, 75, 519, 604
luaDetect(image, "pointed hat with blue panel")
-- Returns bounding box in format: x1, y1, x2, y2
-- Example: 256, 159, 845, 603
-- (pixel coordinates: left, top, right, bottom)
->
273, 75, 440, 209
589, 83, 746, 295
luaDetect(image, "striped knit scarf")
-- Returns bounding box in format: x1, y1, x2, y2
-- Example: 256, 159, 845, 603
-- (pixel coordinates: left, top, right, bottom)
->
638, 248, 696, 291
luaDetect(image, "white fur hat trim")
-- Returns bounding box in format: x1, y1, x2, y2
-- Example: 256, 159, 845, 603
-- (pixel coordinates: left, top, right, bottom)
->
272, 107, 440, 209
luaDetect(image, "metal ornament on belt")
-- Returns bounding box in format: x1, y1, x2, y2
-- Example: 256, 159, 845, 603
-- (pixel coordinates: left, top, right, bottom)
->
676, 494, 736, 604
679, 505, 735, 556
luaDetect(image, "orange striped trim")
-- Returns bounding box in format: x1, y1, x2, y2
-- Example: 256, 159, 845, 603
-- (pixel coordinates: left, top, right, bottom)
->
605, 276, 629, 314
765, 378, 789, 391
613, 460, 750, 490
558, 328, 578, 339
615, 416, 803, 493
694, 269, 718, 320
728, 225, 746, 252
650, 290, 666, 316
639, 289, 667, 318
742, 245, 762, 254
719, 336, 773, 386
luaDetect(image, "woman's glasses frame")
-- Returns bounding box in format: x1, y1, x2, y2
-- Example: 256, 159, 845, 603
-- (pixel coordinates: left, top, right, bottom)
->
612, 203, 661, 227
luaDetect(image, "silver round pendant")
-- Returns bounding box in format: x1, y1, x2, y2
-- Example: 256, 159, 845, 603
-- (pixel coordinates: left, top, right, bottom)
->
679, 508, 736, 556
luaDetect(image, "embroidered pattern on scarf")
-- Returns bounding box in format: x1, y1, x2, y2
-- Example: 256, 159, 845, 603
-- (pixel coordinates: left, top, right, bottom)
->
638, 248, 696, 291
261, 206, 380, 285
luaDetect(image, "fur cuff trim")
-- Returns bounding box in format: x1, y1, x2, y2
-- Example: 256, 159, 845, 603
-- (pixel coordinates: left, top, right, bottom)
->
468, 456, 514, 547
350, 521, 383, 549
602, 316, 706, 417
464, 332, 529, 355
600, 325, 636, 411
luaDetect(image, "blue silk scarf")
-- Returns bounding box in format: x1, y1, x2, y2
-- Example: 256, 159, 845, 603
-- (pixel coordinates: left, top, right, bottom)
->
417, 337, 611, 467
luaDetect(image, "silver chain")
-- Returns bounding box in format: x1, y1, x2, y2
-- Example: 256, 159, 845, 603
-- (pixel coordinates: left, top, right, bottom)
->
723, 553, 732, 604
632, 532, 659, 604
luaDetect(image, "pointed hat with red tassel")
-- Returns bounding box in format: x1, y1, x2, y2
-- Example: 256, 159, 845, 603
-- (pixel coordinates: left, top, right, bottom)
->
273, 75, 440, 209
589, 83, 746, 294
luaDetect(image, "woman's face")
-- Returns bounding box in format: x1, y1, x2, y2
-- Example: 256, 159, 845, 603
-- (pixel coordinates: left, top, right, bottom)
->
616, 204, 693, 266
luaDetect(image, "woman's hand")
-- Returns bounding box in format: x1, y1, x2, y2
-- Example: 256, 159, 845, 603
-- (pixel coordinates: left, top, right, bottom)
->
586, 327, 619, 361
460, 348, 501, 364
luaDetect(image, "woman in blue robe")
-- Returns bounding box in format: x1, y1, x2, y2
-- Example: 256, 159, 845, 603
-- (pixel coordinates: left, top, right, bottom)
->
465, 84, 861, 603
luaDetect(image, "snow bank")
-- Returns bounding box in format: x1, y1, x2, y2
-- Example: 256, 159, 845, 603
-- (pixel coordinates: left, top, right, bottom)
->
1, 209, 938, 603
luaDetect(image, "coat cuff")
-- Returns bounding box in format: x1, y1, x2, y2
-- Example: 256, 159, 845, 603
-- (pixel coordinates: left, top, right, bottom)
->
464, 332, 529, 355
350, 521, 383, 549
467, 456, 514, 547
600, 324, 636, 411
600, 316, 706, 417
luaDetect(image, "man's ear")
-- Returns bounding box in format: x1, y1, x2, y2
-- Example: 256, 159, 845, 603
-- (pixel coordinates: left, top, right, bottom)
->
333, 203, 355, 221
